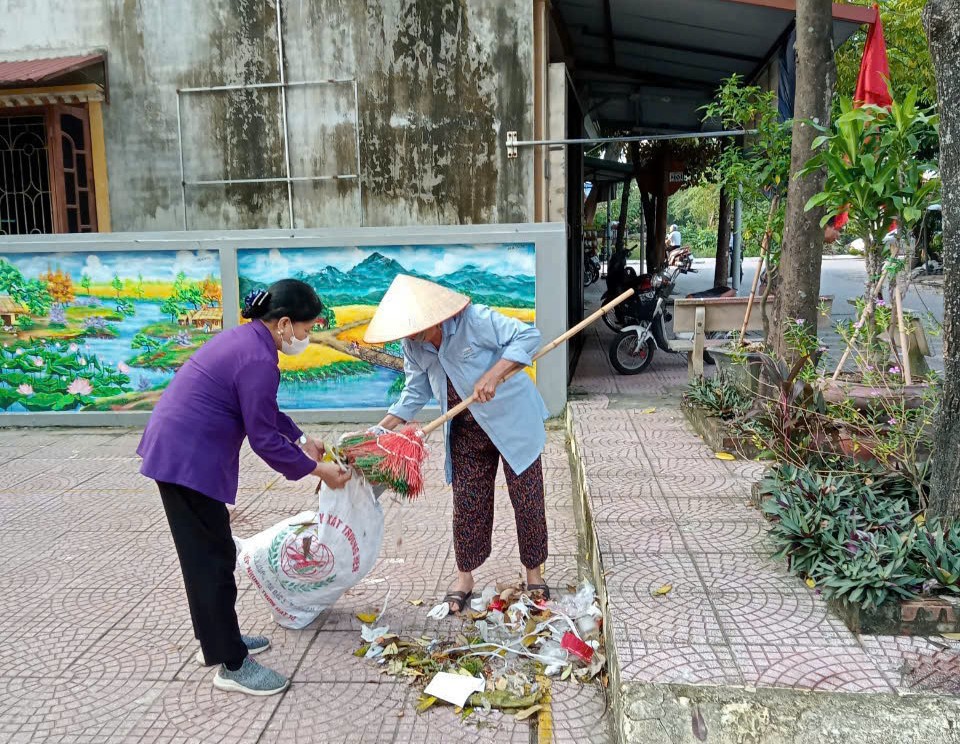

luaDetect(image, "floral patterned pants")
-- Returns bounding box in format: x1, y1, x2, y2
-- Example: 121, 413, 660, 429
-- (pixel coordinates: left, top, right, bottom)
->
448, 380, 548, 572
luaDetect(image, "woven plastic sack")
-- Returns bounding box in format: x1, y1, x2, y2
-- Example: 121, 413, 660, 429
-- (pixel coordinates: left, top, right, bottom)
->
236, 477, 385, 629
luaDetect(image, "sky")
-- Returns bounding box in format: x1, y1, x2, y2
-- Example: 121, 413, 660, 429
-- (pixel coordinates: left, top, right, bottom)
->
237, 243, 536, 284
0, 250, 220, 283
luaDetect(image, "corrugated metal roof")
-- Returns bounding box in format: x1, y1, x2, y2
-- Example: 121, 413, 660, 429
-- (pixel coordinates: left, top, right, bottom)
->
0, 54, 104, 87
554, 0, 874, 133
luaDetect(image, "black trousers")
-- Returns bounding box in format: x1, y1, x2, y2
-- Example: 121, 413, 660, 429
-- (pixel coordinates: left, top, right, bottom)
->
158, 481, 247, 670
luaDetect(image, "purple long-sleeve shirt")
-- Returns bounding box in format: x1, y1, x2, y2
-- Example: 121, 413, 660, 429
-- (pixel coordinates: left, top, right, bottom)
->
138, 321, 317, 504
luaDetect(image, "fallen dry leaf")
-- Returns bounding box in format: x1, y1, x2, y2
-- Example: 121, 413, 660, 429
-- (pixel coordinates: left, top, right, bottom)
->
416, 695, 438, 714
514, 704, 544, 721
651, 584, 673, 597
715, 451, 736, 461
356, 612, 378, 624
805, 578, 816, 590
408, 599, 424, 607
941, 633, 960, 640
641, 407, 657, 414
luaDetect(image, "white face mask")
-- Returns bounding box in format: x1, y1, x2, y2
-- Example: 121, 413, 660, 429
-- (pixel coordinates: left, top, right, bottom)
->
279, 323, 311, 356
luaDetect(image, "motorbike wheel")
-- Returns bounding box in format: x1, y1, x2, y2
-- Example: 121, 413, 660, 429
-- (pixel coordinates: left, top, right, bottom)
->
602, 308, 625, 332
600, 292, 626, 332
609, 332, 656, 375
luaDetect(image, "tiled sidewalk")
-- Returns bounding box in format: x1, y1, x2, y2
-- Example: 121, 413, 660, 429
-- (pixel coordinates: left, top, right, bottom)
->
0, 427, 611, 743
569, 316, 960, 697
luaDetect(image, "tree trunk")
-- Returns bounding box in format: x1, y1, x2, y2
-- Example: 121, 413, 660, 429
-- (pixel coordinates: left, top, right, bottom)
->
773, 0, 835, 361
614, 178, 631, 253
642, 191, 657, 273
715, 186, 732, 288
924, 0, 960, 520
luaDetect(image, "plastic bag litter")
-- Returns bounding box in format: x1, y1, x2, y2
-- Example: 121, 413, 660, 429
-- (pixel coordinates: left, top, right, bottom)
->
236, 476, 385, 629
539, 639, 569, 676
553, 580, 600, 620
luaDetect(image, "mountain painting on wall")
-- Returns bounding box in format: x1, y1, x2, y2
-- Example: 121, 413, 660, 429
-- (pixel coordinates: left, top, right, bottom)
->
237, 243, 536, 410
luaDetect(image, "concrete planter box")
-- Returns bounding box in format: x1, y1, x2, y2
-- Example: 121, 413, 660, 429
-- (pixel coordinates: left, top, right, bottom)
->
830, 594, 960, 636
682, 403, 761, 459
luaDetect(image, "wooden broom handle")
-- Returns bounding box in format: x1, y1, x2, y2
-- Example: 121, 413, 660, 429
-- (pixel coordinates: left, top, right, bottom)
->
419, 287, 636, 436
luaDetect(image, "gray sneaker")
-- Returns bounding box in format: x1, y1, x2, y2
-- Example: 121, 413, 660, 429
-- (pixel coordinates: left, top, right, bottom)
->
196, 635, 270, 666
213, 657, 290, 696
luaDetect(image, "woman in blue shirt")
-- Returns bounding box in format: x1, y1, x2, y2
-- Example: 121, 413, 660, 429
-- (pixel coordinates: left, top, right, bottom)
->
367, 275, 550, 614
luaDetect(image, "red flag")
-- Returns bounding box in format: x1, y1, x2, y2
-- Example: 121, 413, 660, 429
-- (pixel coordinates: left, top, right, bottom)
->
854, 7, 892, 108
835, 6, 891, 230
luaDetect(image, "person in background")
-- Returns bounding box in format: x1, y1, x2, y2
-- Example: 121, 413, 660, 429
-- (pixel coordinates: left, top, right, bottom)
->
667, 224, 682, 249
367, 275, 550, 615
138, 279, 350, 696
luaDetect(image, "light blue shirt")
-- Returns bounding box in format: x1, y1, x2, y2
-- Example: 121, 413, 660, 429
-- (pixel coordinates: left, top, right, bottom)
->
388, 304, 548, 484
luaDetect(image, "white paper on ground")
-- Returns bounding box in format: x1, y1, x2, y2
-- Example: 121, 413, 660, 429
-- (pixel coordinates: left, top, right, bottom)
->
423, 672, 486, 708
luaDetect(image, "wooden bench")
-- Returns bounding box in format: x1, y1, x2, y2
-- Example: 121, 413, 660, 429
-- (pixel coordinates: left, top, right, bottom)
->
672, 296, 834, 378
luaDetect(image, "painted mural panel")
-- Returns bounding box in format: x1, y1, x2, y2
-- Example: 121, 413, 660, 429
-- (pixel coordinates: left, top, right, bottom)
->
237, 244, 536, 410
0, 250, 221, 412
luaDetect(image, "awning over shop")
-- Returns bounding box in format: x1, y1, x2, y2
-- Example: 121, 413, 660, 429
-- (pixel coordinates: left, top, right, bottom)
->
551, 0, 875, 133
584, 155, 635, 201
0, 53, 108, 106
0, 53, 105, 87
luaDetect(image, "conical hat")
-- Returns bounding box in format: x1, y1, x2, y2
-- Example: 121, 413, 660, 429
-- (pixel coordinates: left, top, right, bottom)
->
363, 275, 470, 344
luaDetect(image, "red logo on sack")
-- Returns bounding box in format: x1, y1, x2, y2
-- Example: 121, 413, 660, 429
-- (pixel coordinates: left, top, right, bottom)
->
280, 536, 335, 581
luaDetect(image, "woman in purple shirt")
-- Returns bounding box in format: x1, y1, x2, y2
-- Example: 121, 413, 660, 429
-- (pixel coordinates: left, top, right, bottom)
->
139, 279, 350, 696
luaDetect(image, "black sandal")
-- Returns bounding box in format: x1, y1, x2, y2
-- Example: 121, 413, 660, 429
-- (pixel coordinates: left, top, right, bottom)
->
443, 590, 473, 614
526, 584, 552, 600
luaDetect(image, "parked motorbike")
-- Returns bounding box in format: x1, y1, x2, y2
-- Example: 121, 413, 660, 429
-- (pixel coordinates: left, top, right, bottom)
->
601, 246, 638, 331
608, 267, 679, 374
601, 245, 691, 332
583, 247, 601, 287
606, 264, 737, 376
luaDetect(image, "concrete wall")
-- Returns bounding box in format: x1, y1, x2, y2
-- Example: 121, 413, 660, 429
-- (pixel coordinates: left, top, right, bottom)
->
1, 0, 534, 232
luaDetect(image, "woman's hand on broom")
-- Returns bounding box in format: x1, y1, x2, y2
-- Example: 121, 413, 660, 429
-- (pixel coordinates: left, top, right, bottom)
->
474, 360, 524, 403
314, 461, 352, 490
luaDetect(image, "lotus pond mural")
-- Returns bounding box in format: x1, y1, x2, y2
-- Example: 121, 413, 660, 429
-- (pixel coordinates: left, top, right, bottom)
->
237, 243, 536, 410
0, 250, 221, 412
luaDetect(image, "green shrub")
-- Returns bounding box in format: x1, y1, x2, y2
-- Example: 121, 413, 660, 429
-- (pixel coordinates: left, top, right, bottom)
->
683, 372, 750, 420
758, 463, 952, 609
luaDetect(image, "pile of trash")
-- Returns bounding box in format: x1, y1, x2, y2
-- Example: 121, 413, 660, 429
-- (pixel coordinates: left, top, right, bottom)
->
354, 580, 606, 717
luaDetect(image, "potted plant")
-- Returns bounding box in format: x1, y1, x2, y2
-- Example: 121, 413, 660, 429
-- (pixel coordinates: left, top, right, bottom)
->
803, 89, 940, 402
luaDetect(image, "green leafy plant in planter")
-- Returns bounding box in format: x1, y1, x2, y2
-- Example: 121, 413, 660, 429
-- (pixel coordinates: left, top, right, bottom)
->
804, 89, 939, 298
827, 377, 937, 507
914, 520, 960, 596
683, 371, 751, 421
821, 528, 921, 609
760, 462, 960, 610
740, 352, 828, 464
803, 89, 939, 383
760, 463, 924, 609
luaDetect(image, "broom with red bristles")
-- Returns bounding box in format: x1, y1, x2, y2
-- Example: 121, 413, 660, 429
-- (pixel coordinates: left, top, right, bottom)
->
323, 287, 637, 499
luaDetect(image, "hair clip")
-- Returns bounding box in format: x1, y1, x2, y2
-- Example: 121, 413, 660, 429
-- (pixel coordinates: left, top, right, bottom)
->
243, 290, 270, 309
